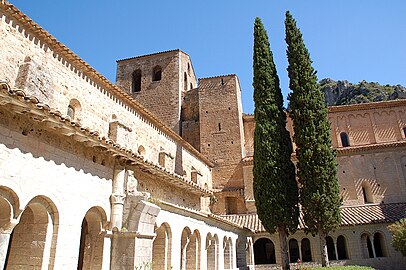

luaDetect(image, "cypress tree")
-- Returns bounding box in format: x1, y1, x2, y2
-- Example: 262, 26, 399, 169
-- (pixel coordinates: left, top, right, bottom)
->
253, 17, 299, 270
285, 11, 342, 267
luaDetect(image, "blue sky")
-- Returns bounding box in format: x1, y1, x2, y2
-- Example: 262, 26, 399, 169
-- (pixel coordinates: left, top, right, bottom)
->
10, 0, 406, 113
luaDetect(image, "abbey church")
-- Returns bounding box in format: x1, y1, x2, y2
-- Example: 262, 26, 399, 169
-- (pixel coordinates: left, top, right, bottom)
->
0, 1, 405, 269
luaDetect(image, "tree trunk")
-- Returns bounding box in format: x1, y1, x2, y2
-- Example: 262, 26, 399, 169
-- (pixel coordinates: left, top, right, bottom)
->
278, 224, 290, 270
318, 228, 329, 267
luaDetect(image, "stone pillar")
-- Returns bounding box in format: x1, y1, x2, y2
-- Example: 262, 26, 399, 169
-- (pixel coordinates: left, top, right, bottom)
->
218, 237, 225, 270
101, 232, 112, 270
0, 219, 17, 270
232, 237, 238, 270
110, 167, 126, 230
333, 239, 338, 260
296, 240, 301, 262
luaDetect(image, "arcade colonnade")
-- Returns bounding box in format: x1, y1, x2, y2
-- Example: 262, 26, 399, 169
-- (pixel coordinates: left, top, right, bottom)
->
0, 185, 250, 270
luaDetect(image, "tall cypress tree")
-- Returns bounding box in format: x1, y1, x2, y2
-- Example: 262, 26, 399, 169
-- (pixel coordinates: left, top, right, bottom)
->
285, 11, 342, 267
253, 17, 299, 270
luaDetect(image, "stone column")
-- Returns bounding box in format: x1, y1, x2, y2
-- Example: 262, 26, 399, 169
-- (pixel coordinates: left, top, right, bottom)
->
333, 239, 338, 260
0, 219, 17, 270
110, 167, 126, 230
218, 237, 225, 270
101, 233, 111, 270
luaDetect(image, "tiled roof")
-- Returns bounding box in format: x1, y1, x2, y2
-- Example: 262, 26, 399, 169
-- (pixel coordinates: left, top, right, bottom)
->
221, 203, 406, 233
340, 203, 406, 226
0, 81, 213, 197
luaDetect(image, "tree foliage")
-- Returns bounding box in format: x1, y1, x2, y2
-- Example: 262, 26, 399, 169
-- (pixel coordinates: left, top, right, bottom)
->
388, 218, 406, 256
285, 10, 341, 236
253, 17, 299, 235
285, 11, 342, 266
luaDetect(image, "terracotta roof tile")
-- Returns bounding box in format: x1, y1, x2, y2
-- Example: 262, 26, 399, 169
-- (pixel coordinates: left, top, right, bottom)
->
221, 203, 406, 232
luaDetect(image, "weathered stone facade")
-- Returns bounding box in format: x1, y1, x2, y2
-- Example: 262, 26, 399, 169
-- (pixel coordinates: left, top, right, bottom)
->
0, 1, 406, 270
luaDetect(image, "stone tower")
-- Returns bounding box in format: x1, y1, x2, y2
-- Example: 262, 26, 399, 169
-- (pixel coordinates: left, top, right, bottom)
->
197, 75, 247, 214
116, 49, 197, 134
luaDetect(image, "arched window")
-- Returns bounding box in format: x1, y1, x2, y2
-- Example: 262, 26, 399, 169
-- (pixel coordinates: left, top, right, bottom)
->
361, 233, 374, 258
373, 232, 387, 257
152, 66, 162, 81
340, 132, 350, 147
253, 238, 276, 264
337, 235, 348, 259
301, 238, 312, 262
67, 105, 75, 119
67, 99, 81, 122
361, 182, 373, 204
289, 239, 299, 263
184, 72, 188, 91
132, 69, 141, 92
326, 236, 336, 260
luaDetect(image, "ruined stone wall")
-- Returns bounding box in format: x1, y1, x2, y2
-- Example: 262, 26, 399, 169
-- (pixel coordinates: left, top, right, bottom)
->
198, 75, 245, 190
0, 9, 211, 191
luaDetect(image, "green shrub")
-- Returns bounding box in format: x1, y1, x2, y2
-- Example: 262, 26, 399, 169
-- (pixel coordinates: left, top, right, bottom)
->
306, 266, 374, 270
388, 218, 406, 256
304, 265, 374, 270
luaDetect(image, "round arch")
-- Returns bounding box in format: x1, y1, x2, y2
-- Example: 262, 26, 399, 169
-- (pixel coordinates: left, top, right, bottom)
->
77, 206, 108, 270
5, 195, 59, 269
153, 222, 172, 270
253, 237, 276, 265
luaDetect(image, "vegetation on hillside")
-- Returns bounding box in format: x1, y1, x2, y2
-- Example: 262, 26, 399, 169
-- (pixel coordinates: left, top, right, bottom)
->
320, 78, 406, 106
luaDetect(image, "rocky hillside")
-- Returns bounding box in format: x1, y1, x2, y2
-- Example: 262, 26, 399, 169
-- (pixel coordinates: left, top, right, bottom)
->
320, 78, 406, 106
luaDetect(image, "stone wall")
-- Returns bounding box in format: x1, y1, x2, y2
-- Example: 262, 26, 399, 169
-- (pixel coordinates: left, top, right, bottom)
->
0, 9, 212, 192
198, 75, 245, 190
0, 112, 112, 269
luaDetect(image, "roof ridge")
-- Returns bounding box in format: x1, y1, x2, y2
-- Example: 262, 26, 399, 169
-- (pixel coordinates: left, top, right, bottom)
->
116, 49, 191, 62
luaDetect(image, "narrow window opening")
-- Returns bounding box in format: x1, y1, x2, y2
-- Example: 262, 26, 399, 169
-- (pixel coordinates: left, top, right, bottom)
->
67, 105, 75, 119
362, 184, 373, 204
221, 78, 224, 85
132, 69, 142, 92
340, 132, 350, 147
158, 152, 166, 167
403, 127, 406, 138
190, 83, 193, 89
218, 123, 221, 131
184, 72, 187, 91
225, 197, 238, 214
289, 239, 299, 263
152, 66, 162, 81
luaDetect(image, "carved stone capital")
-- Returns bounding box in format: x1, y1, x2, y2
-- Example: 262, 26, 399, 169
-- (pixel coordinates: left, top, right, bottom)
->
110, 193, 126, 205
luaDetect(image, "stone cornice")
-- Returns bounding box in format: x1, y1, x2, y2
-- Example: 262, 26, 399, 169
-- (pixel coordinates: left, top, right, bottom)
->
0, 1, 213, 168
0, 81, 213, 197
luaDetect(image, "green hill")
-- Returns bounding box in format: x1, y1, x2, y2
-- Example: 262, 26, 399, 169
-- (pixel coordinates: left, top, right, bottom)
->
320, 78, 406, 106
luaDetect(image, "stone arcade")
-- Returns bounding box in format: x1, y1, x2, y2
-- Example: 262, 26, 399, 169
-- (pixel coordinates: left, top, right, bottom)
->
0, 1, 406, 269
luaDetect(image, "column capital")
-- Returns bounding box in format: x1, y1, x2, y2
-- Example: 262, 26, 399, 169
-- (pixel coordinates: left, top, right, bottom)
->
110, 193, 126, 205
